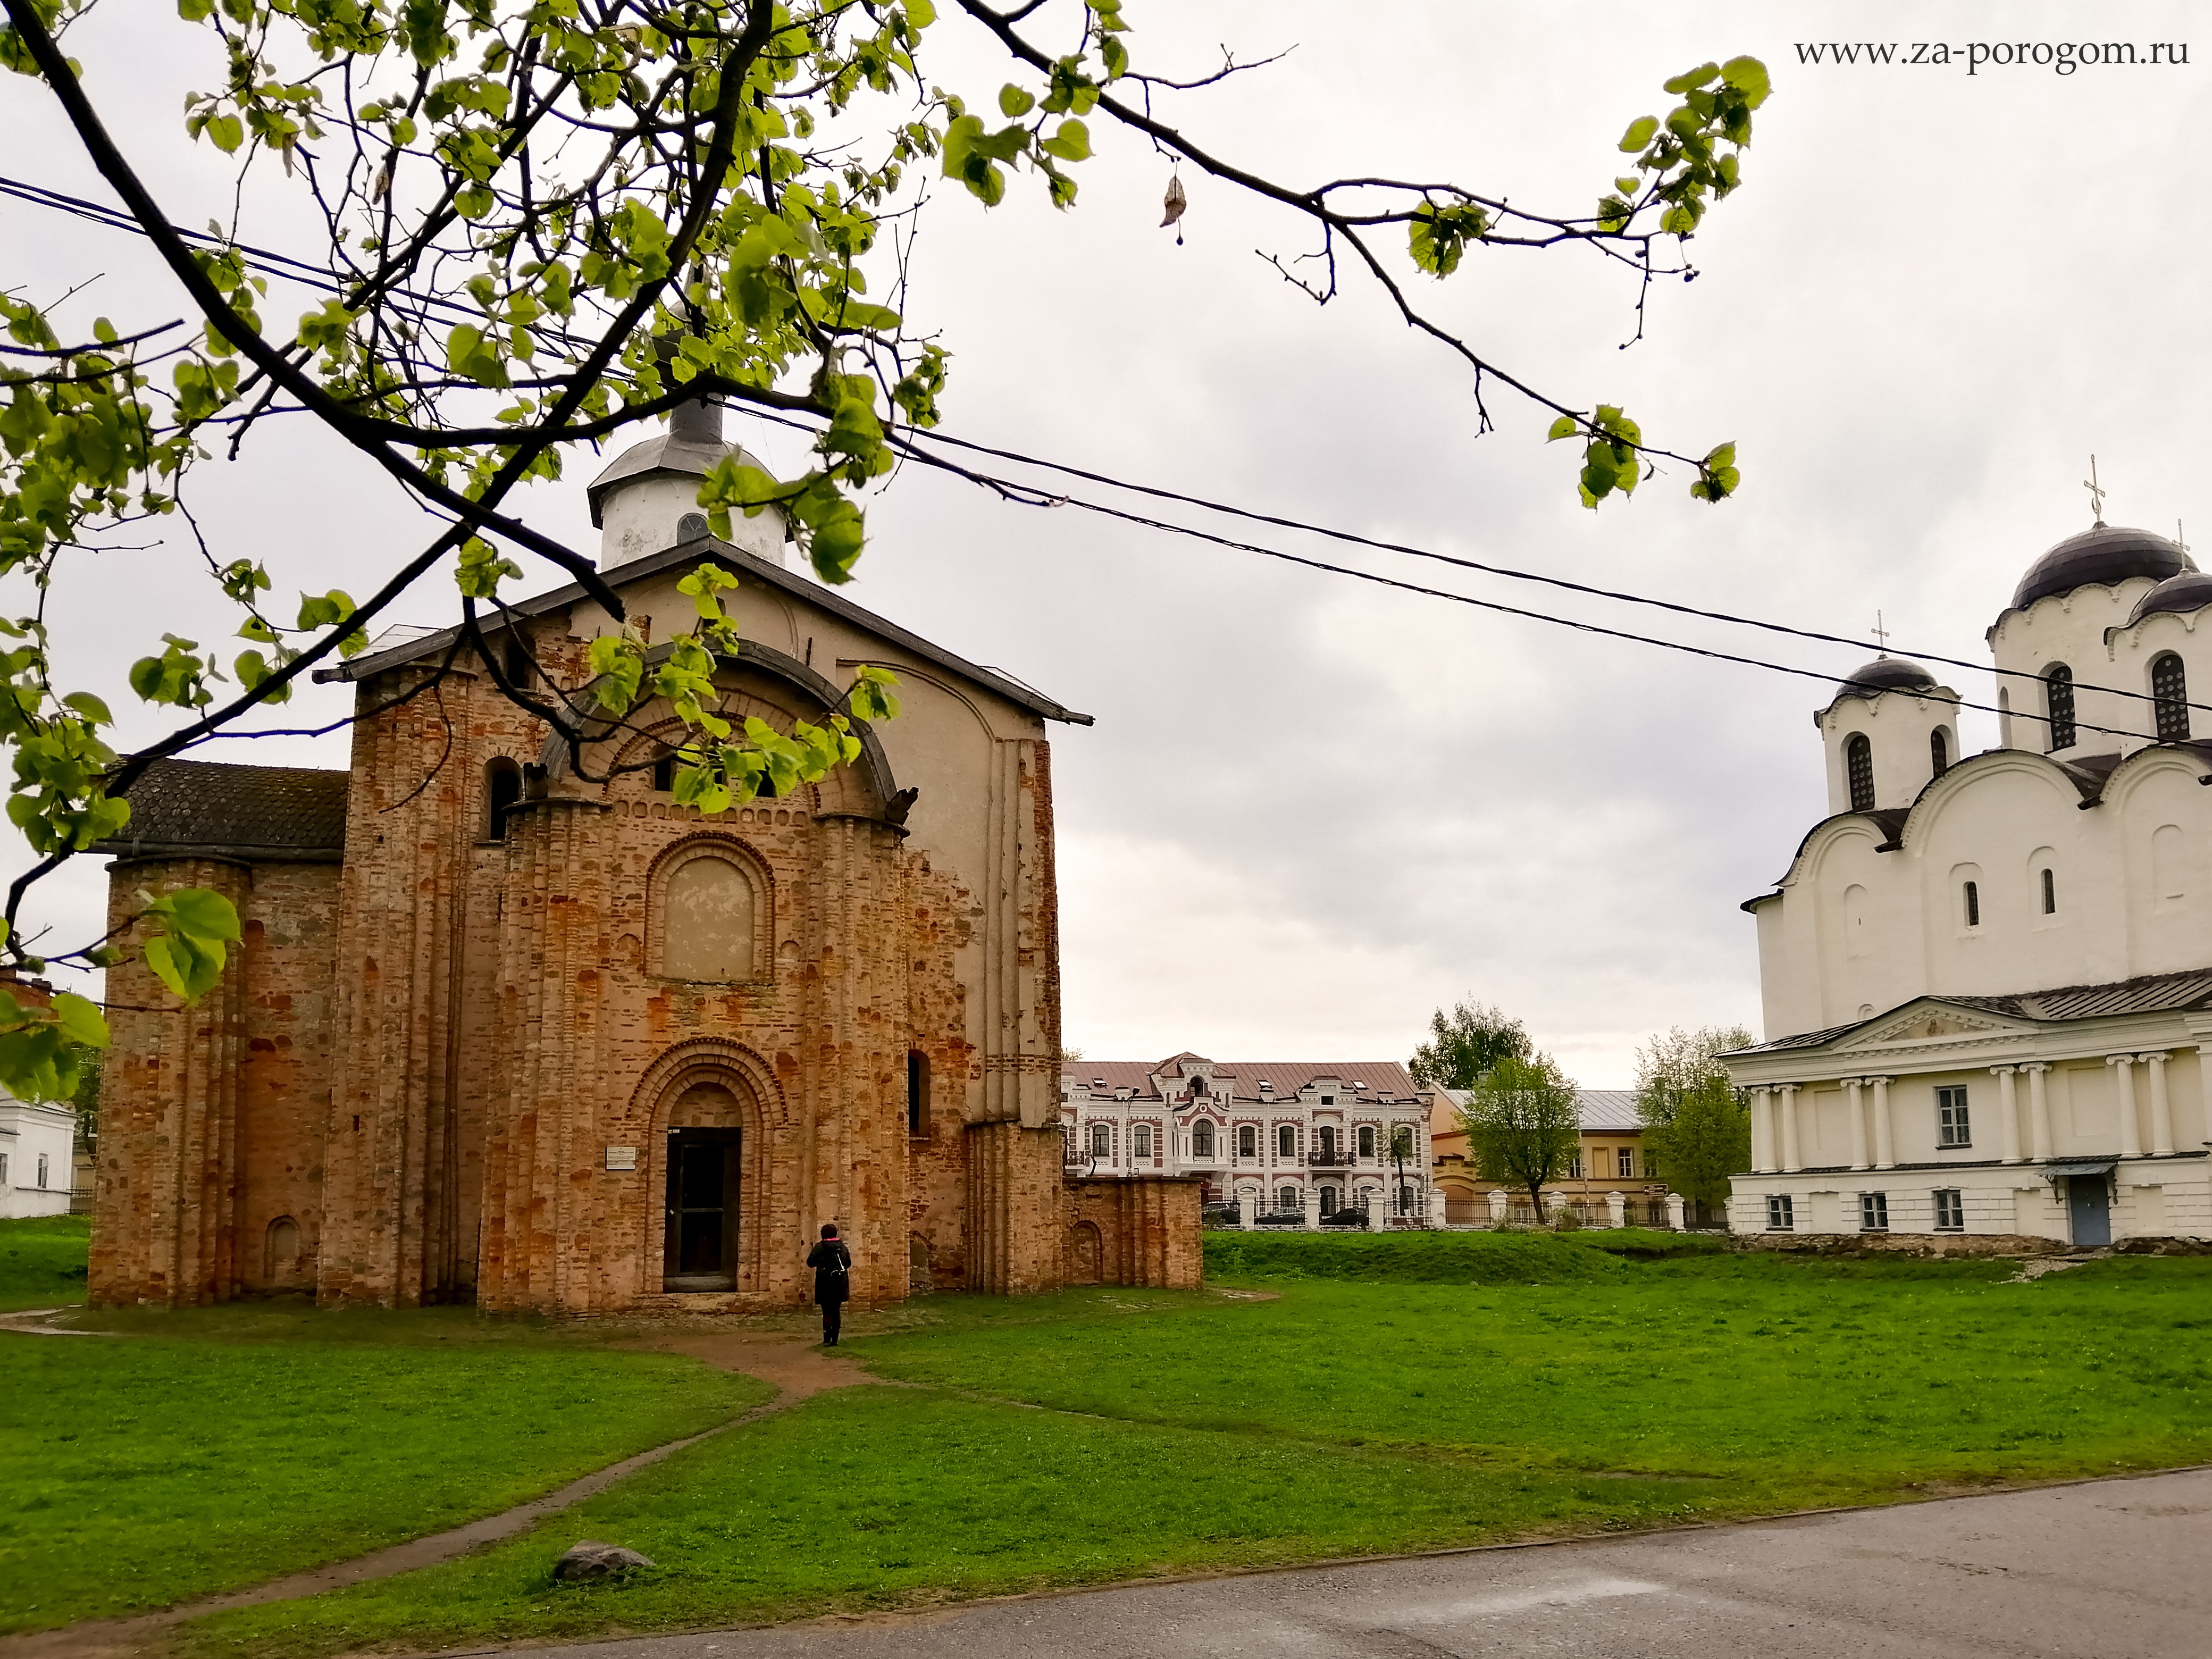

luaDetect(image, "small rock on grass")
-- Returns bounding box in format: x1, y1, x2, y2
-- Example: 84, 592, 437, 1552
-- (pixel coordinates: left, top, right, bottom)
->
554, 1540, 656, 1581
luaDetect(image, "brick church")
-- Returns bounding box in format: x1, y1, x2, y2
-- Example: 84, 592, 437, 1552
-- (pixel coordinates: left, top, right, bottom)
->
87, 404, 1199, 1312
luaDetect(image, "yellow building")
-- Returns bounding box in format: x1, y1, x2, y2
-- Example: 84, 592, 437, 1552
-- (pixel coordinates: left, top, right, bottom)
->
1429, 1089, 1676, 1225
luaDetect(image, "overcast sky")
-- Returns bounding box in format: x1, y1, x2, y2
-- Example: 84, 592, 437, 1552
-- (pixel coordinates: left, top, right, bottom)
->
2, 2, 2203, 1084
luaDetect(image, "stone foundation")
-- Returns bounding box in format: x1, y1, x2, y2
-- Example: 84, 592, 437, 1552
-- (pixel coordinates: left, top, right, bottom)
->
1738, 1231, 2071, 1259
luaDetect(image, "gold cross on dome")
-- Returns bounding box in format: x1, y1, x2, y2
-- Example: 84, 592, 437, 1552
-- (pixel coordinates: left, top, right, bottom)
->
1871, 610, 1890, 652
2084, 455, 2107, 525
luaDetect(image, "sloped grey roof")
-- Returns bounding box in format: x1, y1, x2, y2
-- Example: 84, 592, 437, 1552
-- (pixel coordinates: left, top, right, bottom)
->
1728, 967, 2212, 1057
93, 758, 349, 862
1573, 1089, 1643, 1130
1435, 1086, 1641, 1131
319, 538, 1091, 727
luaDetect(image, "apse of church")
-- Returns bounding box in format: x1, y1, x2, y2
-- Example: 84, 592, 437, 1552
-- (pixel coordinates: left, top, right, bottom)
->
86, 407, 1200, 1311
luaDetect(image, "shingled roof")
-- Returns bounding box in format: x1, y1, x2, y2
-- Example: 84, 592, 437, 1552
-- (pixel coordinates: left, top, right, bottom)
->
93, 758, 350, 864
1724, 967, 2212, 1057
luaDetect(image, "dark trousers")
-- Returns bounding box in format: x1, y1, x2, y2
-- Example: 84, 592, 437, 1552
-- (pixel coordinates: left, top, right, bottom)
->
820, 1299, 843, 1344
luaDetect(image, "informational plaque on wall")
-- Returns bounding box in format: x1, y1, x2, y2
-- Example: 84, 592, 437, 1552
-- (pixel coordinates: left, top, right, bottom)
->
605, 1146, 639, 1171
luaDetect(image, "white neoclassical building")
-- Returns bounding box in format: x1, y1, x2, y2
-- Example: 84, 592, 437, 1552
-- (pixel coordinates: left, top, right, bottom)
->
1, 1092, 77, 1218
1723, 518, 2212, 1246
1060, 1053, 1438, 1222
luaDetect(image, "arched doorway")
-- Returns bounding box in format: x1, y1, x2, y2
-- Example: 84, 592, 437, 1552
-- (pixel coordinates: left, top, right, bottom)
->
663, 1081, 750, 1292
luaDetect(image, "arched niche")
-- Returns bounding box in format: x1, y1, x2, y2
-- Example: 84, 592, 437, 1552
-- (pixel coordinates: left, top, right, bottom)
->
1066, 1220, 1103, 1286
648, 836, 774, 983
265, 1216, 304, 1285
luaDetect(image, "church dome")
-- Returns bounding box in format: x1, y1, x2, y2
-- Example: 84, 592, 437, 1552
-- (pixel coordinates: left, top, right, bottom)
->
1837, 656, 1938, 697
2011, 524, 2194, 612
586, 399, 760, 529
2124, 569, 2212, 627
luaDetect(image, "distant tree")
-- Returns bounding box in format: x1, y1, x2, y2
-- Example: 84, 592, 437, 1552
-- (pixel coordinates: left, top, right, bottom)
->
69, 1048, 100, 1159
1635, 1023, 1754, 1205
1410, 1000, 1532, 1091
1456, 1052, 1581, 1223
1650, 1075, 1747, 1209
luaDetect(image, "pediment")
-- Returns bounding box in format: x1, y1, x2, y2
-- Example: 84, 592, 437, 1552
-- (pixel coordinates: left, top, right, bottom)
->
1837, 1000, 2032, 1052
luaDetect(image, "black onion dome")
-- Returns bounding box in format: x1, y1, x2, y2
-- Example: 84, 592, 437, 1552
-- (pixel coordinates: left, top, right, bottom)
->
2013, 524, 2195, 611
2126, 569, 2212, 627
1839, 656, 1938, 696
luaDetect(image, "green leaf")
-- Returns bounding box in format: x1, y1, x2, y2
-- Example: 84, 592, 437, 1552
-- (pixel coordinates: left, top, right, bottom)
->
51, 991, 108, 1049
998, 83, 1034, 117
140, 885, 239, 1003
1039, 118, 1090, 162
1545, 415, 1578, 442
1618, 114, 1658, 153
1662, 62, 1719, 95
1721, 55, 1771, 107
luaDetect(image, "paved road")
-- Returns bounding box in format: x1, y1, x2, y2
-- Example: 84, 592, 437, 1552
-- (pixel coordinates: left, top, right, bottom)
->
558, 1467, 2212, 1658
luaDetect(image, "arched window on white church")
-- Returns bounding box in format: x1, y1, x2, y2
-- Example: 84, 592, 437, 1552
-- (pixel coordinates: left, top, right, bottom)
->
1930, 727, 1950, 779
2045, 664, 2076, 751
2152, 653, 2190, 742
1845, 734, 1875, 813
1192, 1120, 1215, 1158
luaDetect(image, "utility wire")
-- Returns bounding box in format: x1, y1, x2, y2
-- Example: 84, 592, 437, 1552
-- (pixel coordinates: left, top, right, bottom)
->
861, 425, 2181, 751
7, 172, 2204, 738
894, 424, 2208, 719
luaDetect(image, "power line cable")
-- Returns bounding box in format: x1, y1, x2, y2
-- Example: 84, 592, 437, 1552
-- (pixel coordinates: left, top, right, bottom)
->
7, 172, 2203, 737
860, 425, 2183, 750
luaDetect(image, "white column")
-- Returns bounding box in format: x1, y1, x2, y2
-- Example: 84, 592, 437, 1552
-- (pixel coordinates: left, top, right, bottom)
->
1992, 1066, 2022, 1163
1779, 1084, 1803, 1174
1750, 1087, 1774, 1172
2025, 1063, 2052, 1160
1665, 1192, 1687, 1231
2109, 1054, 2142, 1159
1871, 1076, 1895, 1170
2142, 1052, 2174, 1157
1846, 1078, 1869, 1171
1302, 1186, 1322, 1231
1237, 1194, 1255, 1230
1606, 1189, 1628, 1229
1487, 1189, 1509, 1223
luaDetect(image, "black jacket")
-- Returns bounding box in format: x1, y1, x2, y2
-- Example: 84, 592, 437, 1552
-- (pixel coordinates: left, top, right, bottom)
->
806, 1239, 852, 1304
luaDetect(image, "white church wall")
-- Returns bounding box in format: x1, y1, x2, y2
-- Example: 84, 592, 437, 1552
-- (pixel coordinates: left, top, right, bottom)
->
1819, 689, 1959, 816
2107, 609, 2210, 758
2116, 761, 2212, 976
1988, 579, 2157, 760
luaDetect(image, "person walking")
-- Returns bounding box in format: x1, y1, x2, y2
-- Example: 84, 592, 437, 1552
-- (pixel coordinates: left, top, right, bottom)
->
806, 1222, 852, 1345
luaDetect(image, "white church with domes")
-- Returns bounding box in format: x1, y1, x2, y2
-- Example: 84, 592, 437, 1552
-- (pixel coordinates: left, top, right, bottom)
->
1722, 519, 2212, 1247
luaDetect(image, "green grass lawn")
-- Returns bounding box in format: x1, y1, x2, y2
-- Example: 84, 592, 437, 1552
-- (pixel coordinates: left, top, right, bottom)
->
0, 1305, 769, 1634
173, 1235, 2212, 1659
0, 1213, 91, 1310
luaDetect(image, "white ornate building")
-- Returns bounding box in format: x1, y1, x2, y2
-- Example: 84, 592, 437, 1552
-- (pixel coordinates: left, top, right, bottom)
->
1723, 520, 2212, 1245
1060, 1053, 1437, 1221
